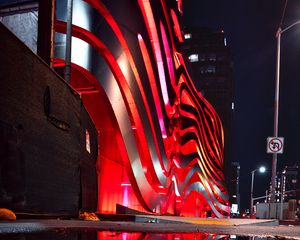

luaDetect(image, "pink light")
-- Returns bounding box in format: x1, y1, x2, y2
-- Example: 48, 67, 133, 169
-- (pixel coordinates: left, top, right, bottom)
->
160, 21, 175, 85
121, 183, 131, 187
138, 0, 170, 106
137, 34, 167, 138
122, 232, 128, 240
122, 185, 129, 207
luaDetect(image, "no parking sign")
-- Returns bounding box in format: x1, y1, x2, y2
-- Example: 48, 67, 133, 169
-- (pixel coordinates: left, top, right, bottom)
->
267, 137, 284, 154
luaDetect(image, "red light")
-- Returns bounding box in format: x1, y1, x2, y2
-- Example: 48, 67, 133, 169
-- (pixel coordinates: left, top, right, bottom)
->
56, 0, 230, 218
121, 183, 131, 187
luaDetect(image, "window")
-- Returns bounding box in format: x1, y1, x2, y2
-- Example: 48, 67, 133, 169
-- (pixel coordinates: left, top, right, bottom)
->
200, 67, 205, 74
184, 33, 192, 39
208, 53, 216, 61
207, 65, 216, 73
199, 65, 216, 74
188, 54, 199, 62
199, 53, 206, 62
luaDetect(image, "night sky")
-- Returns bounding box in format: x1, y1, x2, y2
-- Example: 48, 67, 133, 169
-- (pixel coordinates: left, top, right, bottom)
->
182, 0, 300, 210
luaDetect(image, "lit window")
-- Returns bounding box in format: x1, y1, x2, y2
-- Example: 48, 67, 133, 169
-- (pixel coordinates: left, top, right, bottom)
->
206, 65, 216, 73
200, 66, 216, 74
224, 37, 227, 46
184, 33, 192, 39
292, 179, 297, 183
199, 53, 206, 61
200, 67, 205, 74
188, 54, 198, 62
208, 53, 216, 61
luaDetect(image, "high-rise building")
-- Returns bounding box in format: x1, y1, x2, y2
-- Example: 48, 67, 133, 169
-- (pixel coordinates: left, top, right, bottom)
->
182, 27, 234, 200
281, 166, 299, 202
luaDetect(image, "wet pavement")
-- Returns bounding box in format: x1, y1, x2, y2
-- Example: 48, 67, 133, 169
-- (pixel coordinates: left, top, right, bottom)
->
0, 218, 300, 239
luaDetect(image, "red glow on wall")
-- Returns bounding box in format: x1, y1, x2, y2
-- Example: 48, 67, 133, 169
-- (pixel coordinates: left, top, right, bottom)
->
54, 0, 230, 217
170, 9, 184, 43
177, 0, 183, 14
84, 0, 166, 175
138, 0, 171, 108
53, 58, 145, 214
137, 33, 168, 146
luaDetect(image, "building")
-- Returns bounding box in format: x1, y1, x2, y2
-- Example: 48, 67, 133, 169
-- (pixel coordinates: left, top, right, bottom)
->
181, 27, 234, 204
257, 165, 299, 219
265, 165, 300, 203
282, 166, 299, 201
229, 162, 240, 215
0, 0, 229, 217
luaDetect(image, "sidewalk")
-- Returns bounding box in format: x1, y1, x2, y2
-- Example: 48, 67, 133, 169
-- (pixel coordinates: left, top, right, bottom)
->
140, 215, 279, 226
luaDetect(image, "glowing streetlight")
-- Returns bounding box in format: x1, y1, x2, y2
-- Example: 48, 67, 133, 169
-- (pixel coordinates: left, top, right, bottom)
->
250, 166, 266, 214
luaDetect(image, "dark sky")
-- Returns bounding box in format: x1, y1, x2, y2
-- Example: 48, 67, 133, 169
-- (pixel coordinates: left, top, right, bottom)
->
182, 0, 300, 210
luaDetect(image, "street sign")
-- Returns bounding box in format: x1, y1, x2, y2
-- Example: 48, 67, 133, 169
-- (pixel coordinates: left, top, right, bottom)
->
267, 137, 284, 154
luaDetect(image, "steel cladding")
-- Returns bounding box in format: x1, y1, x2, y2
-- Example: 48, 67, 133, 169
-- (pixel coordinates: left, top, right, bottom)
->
54, 0, 229, 217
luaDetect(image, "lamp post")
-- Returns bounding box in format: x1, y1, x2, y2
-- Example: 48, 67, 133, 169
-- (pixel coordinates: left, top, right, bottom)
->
250, 166, 266, 215
271, 21, 300, 203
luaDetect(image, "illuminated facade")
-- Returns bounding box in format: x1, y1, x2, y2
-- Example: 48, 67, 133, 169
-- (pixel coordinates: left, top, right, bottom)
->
53, 0, 229, 217
0, 0, 229, 217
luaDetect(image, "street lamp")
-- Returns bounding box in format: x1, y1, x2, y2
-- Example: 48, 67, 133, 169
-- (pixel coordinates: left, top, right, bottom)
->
271, 20, 300, 203
250, 166, 266, 215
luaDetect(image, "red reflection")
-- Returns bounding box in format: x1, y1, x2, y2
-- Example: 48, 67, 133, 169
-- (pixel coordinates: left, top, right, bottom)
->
96, 231, 230, 240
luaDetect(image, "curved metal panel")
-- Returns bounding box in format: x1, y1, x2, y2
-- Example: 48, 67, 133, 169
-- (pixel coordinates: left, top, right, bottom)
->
54, 0, 229, 217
